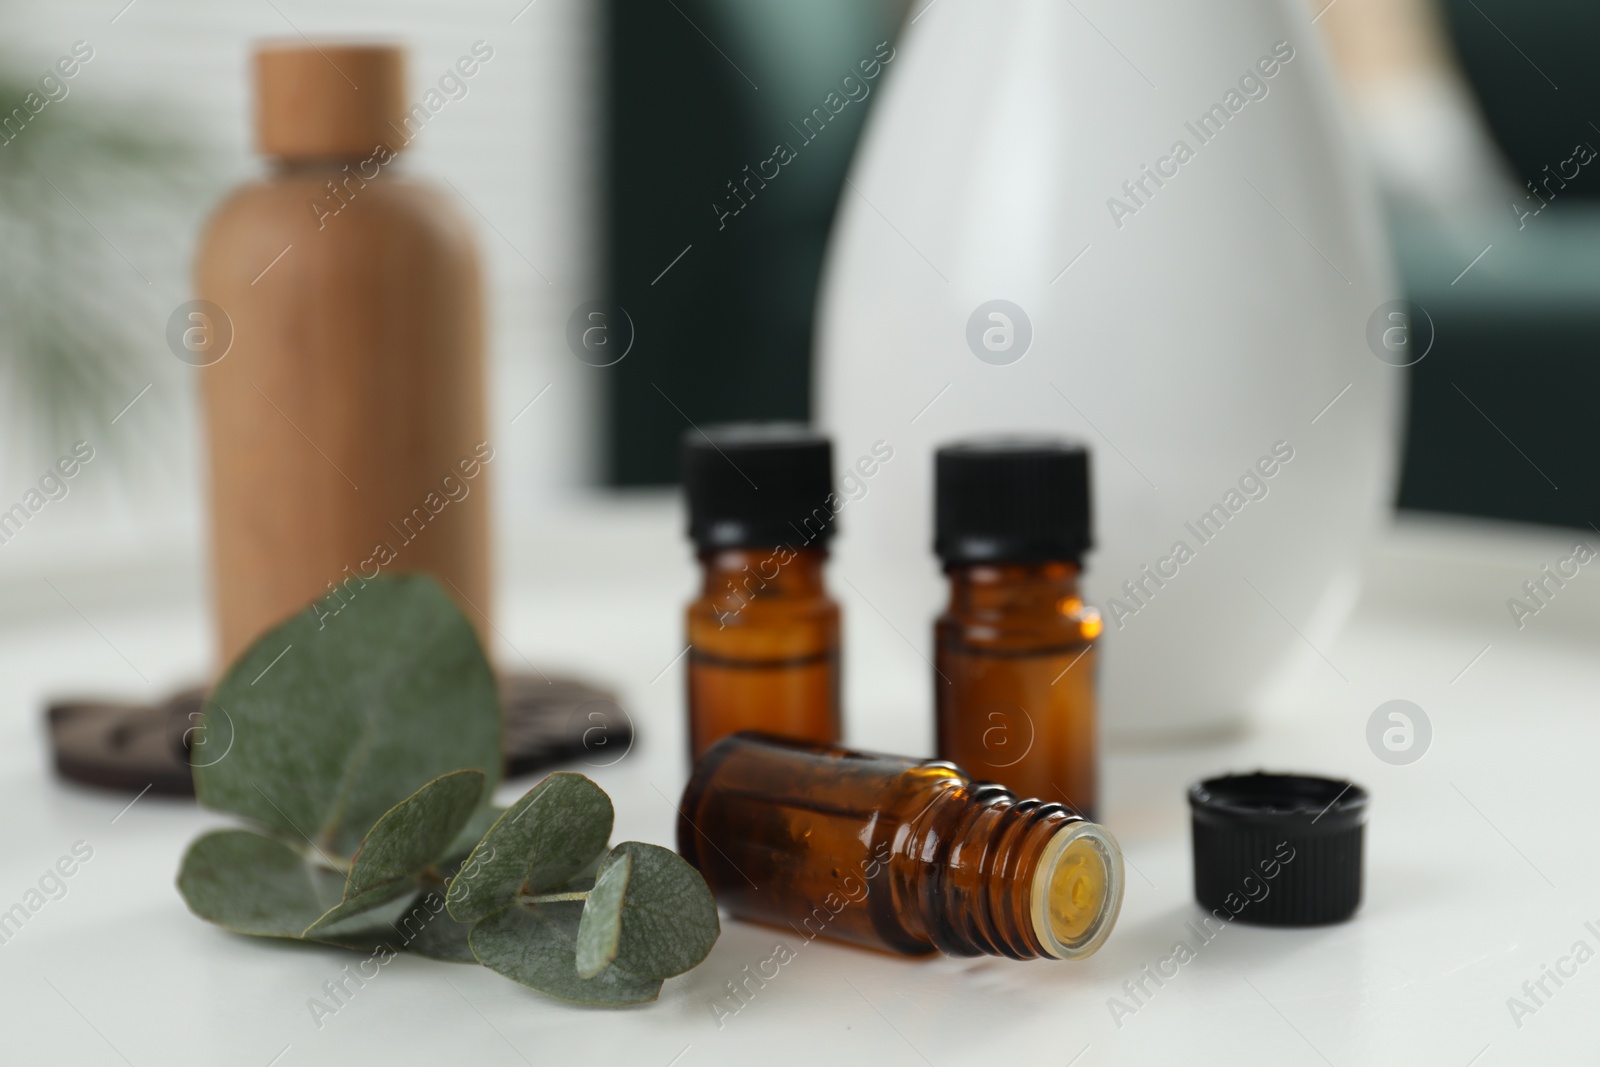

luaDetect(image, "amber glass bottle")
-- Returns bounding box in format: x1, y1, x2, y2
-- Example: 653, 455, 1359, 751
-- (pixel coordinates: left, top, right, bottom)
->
934, 439, 1102, 818
678, 732, 1123, 959
683, 426, 840, 761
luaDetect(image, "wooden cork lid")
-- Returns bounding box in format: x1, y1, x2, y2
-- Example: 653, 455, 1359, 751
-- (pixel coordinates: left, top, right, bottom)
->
255, 42, 408, 160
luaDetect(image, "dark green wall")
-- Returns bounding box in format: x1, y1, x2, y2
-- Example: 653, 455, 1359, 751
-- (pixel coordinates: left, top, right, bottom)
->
603, 0, 896, 485
1394, 1, 1600, 530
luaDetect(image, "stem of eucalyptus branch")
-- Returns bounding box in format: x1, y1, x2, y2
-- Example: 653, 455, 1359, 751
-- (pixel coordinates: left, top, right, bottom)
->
311, 852, 352, 876
517, 891, 590, 905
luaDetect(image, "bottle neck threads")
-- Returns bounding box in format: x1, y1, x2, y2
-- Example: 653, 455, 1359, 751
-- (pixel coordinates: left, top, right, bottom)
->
894, 782, 1122, 960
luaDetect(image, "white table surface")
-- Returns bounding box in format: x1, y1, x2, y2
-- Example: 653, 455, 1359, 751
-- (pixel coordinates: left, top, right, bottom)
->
2, 501, 1596, 1067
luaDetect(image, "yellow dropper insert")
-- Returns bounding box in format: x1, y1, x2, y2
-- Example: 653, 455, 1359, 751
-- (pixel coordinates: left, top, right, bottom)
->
1030, 820, 1125, 959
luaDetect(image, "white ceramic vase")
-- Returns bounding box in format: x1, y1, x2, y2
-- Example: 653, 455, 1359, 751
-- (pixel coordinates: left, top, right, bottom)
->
817, 0, 1402, 740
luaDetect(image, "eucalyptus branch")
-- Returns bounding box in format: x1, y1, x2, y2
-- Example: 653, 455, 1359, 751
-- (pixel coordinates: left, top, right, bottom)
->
175, 575, 719, 1006
317, 854, 353, 876
519, 891, 590, 905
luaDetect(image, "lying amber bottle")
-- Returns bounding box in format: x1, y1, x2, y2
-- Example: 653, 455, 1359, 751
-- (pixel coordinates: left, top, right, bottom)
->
682, 426, 840, 761
934, 439, 1102, 818
677, 733, 1124, 960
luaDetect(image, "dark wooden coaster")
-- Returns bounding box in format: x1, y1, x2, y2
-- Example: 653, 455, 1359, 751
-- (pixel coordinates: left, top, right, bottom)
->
46, 672, 631, 797
499, 674, 634, 778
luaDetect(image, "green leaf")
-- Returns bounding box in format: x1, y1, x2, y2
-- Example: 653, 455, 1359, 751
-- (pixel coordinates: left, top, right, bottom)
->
469, 903, 662, 1005
584, 843, 720, 980
396, 890, 480, 963
446, 773, 613, 923
303, 882, 415, 937
311, 894, 431, 952
575, 852, 629, 978
178, 829, 392, 944
193, 574, 502, 859
440, 805, 507, 872
305, 770, 485, 936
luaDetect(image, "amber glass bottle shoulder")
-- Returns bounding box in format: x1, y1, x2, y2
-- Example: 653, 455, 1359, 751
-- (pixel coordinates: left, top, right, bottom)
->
939, 561, 1101, 651
686, 547, 838, 657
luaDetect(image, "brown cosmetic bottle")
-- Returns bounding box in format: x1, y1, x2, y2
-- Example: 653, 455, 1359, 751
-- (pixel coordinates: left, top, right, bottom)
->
195, 43, 488, 665
682, 425, 841, 762
933, 439, 1102, 818
677, 732, 1124, 959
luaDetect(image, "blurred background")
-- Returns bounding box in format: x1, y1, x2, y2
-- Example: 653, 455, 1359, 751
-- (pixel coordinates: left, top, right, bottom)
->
3, 6, 1594, 1054
0, 0, 1593, 640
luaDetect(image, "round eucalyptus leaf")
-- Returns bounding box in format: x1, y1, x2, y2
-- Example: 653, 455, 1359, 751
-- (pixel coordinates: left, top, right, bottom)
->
303, 880, 418, 936
398, 890, 480, 963
440, 805, 507, 872
178, 829, 343, 939
301, 768, 483, 936
194, 575, 502, 859
575, 851, 630, 979
596, 842, 720, 980
469, 902, 662, 1006
446, 773, 613, 923
349, 771, 485, 894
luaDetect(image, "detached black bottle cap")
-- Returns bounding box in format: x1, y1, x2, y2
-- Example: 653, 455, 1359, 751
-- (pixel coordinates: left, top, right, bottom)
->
935, 437, 1092, 565
1188, 772, 1368, 926
683, 423, 835, 551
